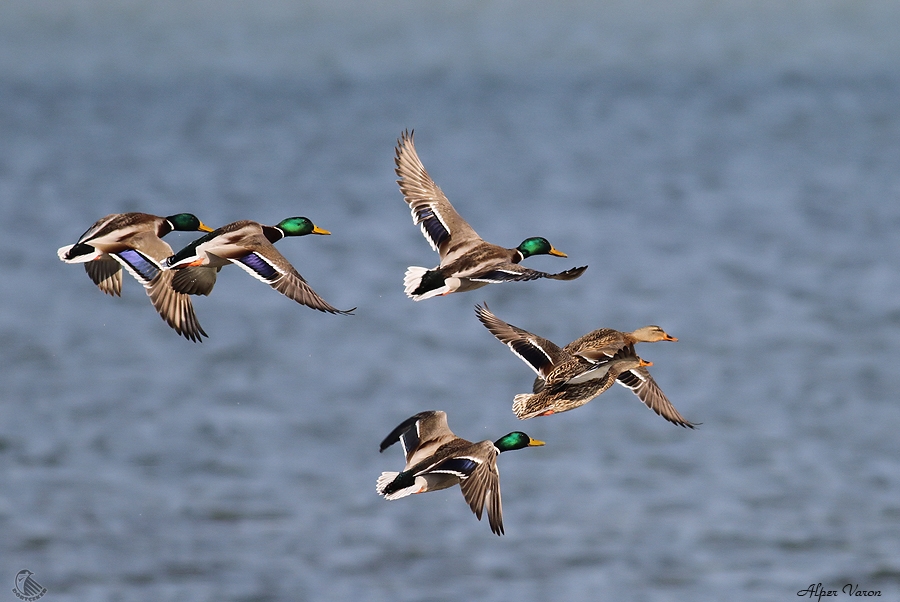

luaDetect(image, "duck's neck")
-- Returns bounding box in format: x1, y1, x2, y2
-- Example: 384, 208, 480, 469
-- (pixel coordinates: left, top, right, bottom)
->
158, 219, 175, 237
262, 225, 286, 243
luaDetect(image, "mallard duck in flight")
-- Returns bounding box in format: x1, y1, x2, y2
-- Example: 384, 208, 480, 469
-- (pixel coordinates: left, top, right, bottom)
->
394, 130, 587, 300
57, 212, 213, 341
164, 217, 354, 315
475, 303, 695, 426
377, 410, 544, 535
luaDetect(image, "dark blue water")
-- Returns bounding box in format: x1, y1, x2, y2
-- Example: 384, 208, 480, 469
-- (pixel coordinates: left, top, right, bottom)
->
2, 2, 900, 601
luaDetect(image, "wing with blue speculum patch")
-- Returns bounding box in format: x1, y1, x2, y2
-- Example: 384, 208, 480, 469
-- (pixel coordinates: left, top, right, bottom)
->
394, 130, 483, 259
427, 456, 480, 478
471, 264, 588, 284
227, 248, 352, 314
107, 248, 208, 342
414, 205, 451, 253
456, 441, 503, 534
114, 248, 162, 286
470, 264, 545, 283
235, 252, 279, 282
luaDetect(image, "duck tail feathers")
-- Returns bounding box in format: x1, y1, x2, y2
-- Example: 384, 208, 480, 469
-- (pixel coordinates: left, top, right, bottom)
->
57, 243, 102, 263
377, 472, 419, 500
403, 266, 449, 300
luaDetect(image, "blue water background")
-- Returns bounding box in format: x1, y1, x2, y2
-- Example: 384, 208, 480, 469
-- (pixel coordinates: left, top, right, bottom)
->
1, 2, 900, 600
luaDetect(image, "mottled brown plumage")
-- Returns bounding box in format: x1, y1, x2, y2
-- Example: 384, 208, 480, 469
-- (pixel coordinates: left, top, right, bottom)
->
475, 304, 695, 427
512, 347, 650, 419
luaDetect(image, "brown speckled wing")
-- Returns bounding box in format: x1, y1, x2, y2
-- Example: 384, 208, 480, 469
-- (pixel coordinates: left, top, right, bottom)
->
147, 270, 208, 342
394, 130, 483, 261
84, 256, 123, 296
457, 442, 503, 535
475, 303, 570, 379
616, 367, 696, 428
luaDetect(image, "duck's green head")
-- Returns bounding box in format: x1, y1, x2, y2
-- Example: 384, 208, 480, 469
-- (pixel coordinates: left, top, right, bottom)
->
494, 432, 546, 452
165, 213, 213, 233
276, 217, 331, 236
517, 237, 567, 258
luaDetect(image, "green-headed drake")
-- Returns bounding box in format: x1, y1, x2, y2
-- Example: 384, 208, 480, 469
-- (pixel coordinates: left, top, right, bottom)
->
377, 410, 544, 536
164, 217, 354, 315
475, 303, 695, 427
57, 212, 213, 342
394, 130, 587, 300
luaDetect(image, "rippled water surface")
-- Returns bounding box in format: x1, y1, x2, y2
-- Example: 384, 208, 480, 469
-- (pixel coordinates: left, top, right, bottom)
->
2, 2, 900, 601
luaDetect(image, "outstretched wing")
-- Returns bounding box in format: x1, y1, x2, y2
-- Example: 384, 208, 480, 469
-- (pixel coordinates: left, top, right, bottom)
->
475, 303, 569, 379
112, 248, 162, 286
456, 441, 503, 535
616, 367, 696, 428
107, 238, 208, 342
230, 248, 354, 315
379, 410, 456, 466
470, 264, 587, 284
170, 266, 220, 296
394, 130, 483, 261
146, 270, 208, 342
84, 256, 123, 296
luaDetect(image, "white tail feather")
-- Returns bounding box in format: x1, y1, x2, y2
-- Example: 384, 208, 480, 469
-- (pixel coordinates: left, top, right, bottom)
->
376, 471, 399, 495
57, 244, 102, 263
403, 266, 448, 301
376, 471, 424, 500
